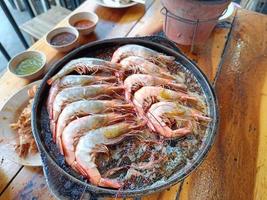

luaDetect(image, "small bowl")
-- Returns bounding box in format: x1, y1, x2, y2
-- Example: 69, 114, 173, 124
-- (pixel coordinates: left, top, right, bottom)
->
8, 50, 46, 80
68, 11, 98, 35
46, 27, 79, 52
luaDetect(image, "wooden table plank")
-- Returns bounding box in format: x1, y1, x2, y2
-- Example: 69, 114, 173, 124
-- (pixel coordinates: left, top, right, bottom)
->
20, 6, 72, 40
0, 167, 55, 200
0, 159, 22, 194
0, 0, 154, 197
179, 9, 267, 200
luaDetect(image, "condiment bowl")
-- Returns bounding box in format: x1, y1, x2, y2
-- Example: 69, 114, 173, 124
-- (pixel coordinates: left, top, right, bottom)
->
68, 11, 98, 35
46, 26, 79, 52
8, 50, 46, 80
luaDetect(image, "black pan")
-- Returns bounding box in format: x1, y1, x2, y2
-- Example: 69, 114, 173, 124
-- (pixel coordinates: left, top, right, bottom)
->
32, 36, 219, 200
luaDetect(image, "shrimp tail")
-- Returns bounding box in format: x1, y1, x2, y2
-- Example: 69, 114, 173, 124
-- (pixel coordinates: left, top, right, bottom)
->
70, 161, 79, 172
47, 77, 55, 85
103, 166, 130, 178
158, 54, 175, 63
172, 128, 192, 137
99, 178, 122, 189
50, 120, 57, 142
56, 136, 64, 155
193, 113, 211, 122
75, 162, 89, 177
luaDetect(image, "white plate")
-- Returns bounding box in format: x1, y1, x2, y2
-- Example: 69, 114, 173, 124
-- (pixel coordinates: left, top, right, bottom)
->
94, 0, 138, 8
0, 80, 42, 166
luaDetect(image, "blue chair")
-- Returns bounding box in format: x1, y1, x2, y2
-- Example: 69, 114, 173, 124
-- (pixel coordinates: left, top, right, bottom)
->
0, 1, 29, 48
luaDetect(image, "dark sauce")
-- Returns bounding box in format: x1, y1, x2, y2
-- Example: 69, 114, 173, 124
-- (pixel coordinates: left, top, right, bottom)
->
74, 19, 94, 29
50, 32, 76, 46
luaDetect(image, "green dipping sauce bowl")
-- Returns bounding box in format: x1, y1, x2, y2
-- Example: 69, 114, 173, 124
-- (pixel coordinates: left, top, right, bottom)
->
8, 51, 46, 80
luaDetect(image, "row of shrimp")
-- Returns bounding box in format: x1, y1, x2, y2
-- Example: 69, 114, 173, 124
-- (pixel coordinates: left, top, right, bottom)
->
113, 45, 211, 138
46, 44, 211, 189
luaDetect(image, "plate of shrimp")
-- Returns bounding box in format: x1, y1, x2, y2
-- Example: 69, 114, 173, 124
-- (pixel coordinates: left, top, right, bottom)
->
0, 81, 42, 166
33, 40, 217, 194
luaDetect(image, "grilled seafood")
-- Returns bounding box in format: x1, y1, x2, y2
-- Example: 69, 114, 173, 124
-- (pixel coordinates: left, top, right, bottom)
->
75, 122, 144, 188
111, 44, 175, 67
47, 58, 120, 85
10, 86, 38, 158
51, 85, 124, 122
46, 44, 212, 190
119, 56, 183, 81
61, 113, 132, 163
55, 100, 133, 142
124, 74, 187, 101
49, 85, 124, 141
47, 75, 116, 118
133, 86, 199, 118
147, 102, 210, 138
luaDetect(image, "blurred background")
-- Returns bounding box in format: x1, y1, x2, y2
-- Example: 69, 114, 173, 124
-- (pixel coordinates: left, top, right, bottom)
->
0, 0, 266, 75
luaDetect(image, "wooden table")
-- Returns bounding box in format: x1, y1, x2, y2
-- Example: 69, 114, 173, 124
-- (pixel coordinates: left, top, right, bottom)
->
1, 1, 267, 199
20, 6, 71, 41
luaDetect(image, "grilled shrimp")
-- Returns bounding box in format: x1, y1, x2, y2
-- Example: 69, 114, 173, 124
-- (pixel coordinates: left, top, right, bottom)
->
61, 113, 132, 162
75, 122, 144, 188
54, 100, 134, 142
47, 75, 116, 118
47, 58, 120, 85
119, 56, 182, 81
124, 74, 187, 101
147, 102, 211, 138
52, 85, 124, 122
111, 44, 175, 67
133, 86, 198, 117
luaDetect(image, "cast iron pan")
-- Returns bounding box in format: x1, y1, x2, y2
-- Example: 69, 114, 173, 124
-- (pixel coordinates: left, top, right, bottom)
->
32, 36, 219, 200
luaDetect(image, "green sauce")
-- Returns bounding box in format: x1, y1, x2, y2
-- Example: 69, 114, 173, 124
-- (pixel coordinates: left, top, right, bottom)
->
15, 56, 42, 75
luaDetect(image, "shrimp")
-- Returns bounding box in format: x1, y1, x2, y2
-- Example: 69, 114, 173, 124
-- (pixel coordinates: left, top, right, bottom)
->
75, 122, 144, 188
47, 58, 120, 85
119, 56, 182, 81
147, 102, 211, 138
124, 74, 187, 101
133, 86, 198, 117
61, 113, 132, 162
54, 100, 134, 142
47, 75, 117, 118
51, 85, 124, 122
111, 44, 175, 67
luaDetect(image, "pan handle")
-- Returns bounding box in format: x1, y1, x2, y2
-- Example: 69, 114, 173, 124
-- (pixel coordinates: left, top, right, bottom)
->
134, 35, 183, 55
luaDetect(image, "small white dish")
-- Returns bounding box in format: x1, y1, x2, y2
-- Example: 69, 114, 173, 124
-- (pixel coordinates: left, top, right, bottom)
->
46, 26, 79, 52
94, 0, 137, 8
0, 80, 42, 166
219, 2, 235, 21
68, 11, 98, 35
8, 51, 46, 80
